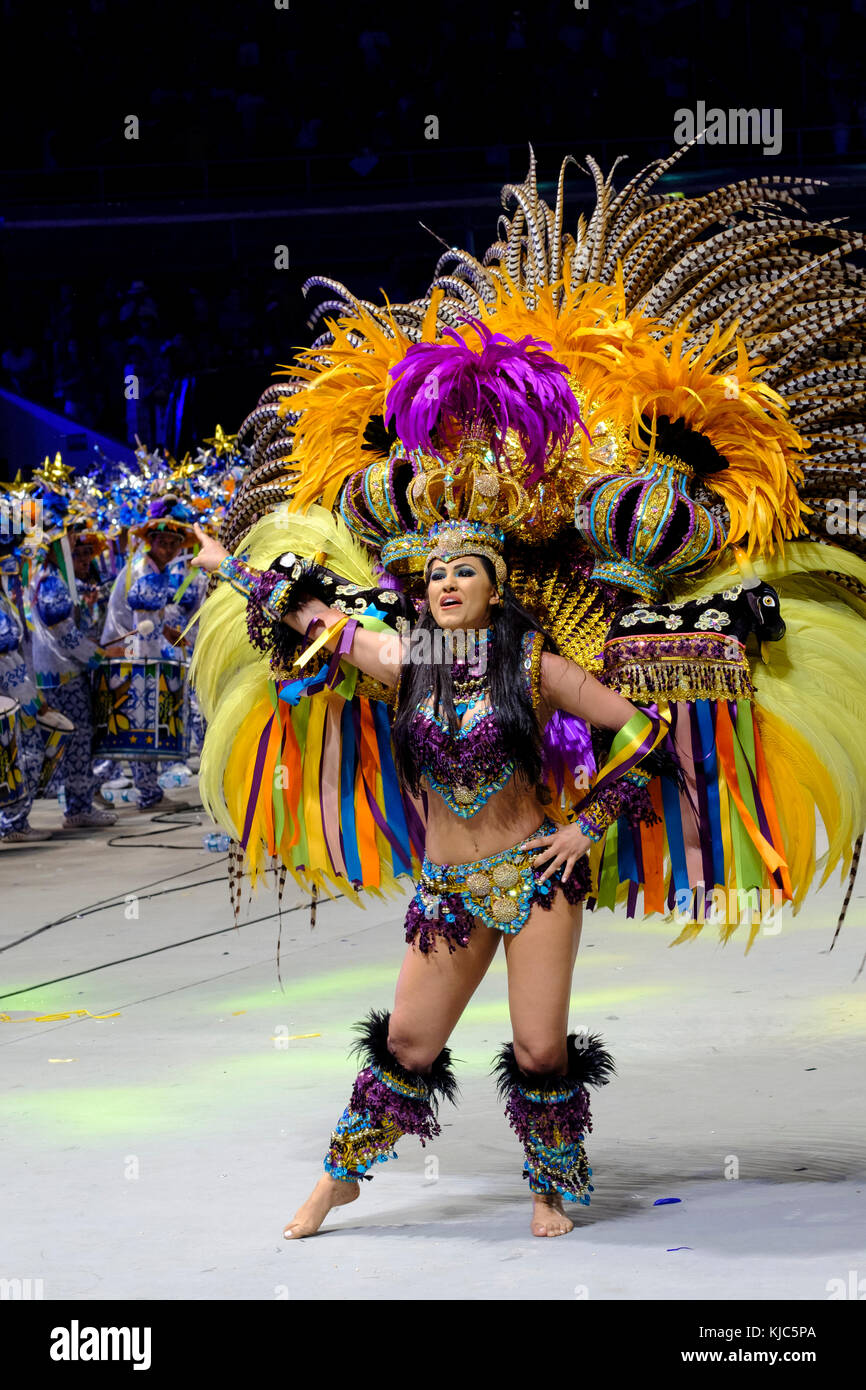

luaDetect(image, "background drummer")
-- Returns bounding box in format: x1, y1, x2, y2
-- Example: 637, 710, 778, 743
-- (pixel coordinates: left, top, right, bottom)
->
0, 531, 55, 843
100, 496, 195, 809
26, 504, 117, 830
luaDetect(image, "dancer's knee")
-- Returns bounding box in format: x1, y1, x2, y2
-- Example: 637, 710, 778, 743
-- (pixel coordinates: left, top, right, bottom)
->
386, 1022, 442, 1074
512, 1037, 568, 1076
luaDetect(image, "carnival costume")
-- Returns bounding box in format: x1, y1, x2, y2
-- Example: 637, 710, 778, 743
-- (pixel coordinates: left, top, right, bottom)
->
25, 489, 115, 827
190, 141, 866, 1207
100, 498, 196, 807
0, 540, 52, 839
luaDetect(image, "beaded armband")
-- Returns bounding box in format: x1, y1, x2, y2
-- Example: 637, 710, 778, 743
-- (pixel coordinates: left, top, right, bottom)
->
216, 556, 291, 619
215, 555, 296, 657
575, 765, 656, 842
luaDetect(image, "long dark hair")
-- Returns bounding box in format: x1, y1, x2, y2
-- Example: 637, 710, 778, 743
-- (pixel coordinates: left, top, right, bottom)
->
392, 555, 559, 799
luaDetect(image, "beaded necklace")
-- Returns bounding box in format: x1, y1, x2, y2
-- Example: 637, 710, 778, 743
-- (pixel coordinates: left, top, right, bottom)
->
413, 627, 513, 816
417, 626, 494, 725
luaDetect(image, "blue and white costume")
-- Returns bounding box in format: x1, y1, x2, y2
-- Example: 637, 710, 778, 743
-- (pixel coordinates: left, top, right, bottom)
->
100, 553, 188, 806
30, 563, 101, 817
168, 557, 207, 751
0, 564, 45, 834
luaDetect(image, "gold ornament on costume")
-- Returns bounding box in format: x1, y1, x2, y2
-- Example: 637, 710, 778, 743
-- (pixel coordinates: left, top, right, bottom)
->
378, 435, 531, 585
203, 425, 239, 458
0, 470, 38, 496
581, 320, 810, 559
32, 452, 75, 490
501, 379, 635, 543
171, 451, 207, 481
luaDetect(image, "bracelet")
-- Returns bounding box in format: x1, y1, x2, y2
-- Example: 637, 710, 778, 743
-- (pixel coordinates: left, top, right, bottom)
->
575, 763, 658, 841
216, 555, 288, 615
215, 555, 258, 598
215, 555, 294, 652
574, 807, 609, 842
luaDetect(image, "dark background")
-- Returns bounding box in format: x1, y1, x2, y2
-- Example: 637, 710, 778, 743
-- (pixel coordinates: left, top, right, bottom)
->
2, 0, 864, 466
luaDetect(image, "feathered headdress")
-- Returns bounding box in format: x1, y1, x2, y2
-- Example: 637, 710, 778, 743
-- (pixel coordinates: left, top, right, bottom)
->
384, 319, 588, 489
582, 319, 811, 556
281, 295, 443, 514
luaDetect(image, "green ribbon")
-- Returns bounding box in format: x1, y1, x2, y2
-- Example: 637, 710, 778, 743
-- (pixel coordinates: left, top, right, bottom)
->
595, 822, 621, 911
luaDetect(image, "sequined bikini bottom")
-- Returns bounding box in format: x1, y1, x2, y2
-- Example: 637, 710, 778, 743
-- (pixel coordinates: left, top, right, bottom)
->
404, 816, 592, 955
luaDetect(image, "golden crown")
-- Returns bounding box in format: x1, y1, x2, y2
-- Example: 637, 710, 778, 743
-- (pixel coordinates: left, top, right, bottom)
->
349, 435, 531, 585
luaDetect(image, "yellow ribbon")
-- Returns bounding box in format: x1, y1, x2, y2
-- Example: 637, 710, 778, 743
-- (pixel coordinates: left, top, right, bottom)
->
597, 699, 672, 782
293, 614, 350, 669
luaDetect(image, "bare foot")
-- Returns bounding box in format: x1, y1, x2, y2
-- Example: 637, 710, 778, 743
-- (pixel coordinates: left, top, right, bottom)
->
283, 1173, 361, 1239
531, 1192, 574, 1237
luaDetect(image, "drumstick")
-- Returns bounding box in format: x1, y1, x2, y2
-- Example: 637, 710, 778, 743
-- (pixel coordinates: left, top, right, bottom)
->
101, 631, 188, 655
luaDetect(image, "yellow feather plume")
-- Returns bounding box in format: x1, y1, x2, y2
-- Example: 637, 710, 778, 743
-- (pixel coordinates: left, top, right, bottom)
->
683, 541, 866, 893
199, 661, 271, 833
278, 294, 443, 514
457, 271, 662, 378
581, 318, 812, 557
190, 505, 382, 839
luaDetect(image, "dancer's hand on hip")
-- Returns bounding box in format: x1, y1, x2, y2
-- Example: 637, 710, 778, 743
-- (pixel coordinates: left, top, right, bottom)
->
191, 522, 228, 573
524, 823, 594, 882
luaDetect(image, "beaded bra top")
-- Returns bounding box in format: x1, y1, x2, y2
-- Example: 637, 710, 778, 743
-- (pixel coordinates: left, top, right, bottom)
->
411, 630, 544, 817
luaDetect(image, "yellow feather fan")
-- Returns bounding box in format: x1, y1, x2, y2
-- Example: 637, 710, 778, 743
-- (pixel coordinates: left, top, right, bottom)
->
277, 294, 443, 514
455, 270, 662, 379
581, 319, 812, 558
190, 504, 381, 831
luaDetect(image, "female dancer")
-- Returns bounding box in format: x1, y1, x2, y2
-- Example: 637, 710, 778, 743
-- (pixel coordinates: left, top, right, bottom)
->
191, 518, 669, 1239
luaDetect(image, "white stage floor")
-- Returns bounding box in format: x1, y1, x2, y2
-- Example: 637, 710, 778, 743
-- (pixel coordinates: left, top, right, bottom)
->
2, 789, 864, 1301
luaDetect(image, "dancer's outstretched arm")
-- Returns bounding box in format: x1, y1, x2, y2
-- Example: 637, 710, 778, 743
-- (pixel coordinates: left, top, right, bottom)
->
191, 523, 402, 687
283, 595, 402, 687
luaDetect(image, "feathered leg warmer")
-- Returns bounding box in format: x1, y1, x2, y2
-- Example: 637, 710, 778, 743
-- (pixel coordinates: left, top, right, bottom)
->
324, 1009, 459, 1181
492, 1033, 615, 1205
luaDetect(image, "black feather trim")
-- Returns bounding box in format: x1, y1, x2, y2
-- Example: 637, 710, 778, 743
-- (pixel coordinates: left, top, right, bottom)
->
266, 553, 416, 631
640, 742, 688, 794
347, 1008, 460, 1106
267, 554, 342, 612
638, 414, 729, 476
361, 413, 399, 456
491, 1032, 616, 1101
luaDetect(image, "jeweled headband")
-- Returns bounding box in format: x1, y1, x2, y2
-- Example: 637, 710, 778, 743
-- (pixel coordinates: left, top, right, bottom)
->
422, 519, 507, 589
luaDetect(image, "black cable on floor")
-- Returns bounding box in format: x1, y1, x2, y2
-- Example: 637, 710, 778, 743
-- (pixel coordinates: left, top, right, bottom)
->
0, 897, 335, 1002
0, 800, 235, 958
104, 802, 213, 850
0, 855, 231, 956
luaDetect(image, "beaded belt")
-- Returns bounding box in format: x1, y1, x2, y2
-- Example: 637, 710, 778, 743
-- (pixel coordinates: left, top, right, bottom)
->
414, 816, 565, 933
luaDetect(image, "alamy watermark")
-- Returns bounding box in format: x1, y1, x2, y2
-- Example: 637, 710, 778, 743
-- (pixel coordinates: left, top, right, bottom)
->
674, 102, 783, 157
825, 490, 866, 537
365, 625, 491, 673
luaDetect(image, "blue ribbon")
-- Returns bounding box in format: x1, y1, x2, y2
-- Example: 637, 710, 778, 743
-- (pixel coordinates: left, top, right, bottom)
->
339, 701, 363, 885
695, 700, 725, 887
278, 665, 328, 706
660, 769, 690, 897
371, 700, 413, 876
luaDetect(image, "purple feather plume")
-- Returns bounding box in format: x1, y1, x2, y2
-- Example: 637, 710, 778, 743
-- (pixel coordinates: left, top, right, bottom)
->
384, 320, 589, 487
